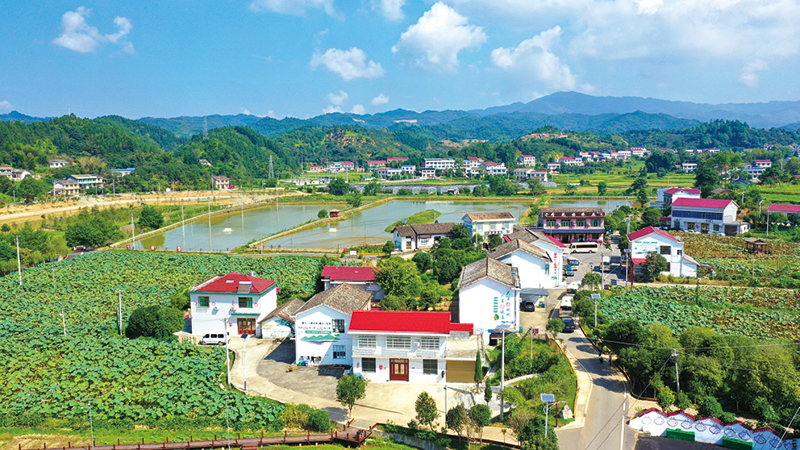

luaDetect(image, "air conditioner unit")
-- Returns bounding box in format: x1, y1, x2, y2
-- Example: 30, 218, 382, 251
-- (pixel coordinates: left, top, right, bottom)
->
231, 304, 238, 312
414, 341, 420, 348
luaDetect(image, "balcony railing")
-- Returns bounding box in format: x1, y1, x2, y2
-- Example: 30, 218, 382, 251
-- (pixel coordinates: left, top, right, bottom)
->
352, 346, 446, 358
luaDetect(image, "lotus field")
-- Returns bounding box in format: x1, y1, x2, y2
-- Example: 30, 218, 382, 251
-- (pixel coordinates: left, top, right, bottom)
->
674, 231, 800, 258
0, 251, 325, 427
599, 286, 800, 340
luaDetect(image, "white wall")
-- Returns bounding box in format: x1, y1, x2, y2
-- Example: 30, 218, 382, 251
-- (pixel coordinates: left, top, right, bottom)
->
260, 316, 294, 338
498, 251, 552, 289
531, 240, 564, 286
632, 233, 699, 277
459, 278, 519, 343
295, 305, 354, 366
190, 289, 276, 338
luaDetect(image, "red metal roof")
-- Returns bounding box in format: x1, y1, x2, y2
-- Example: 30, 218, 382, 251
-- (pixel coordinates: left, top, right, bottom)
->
349, 310, 463, 334
671, 198, 733, 209
545, 235, 567, 248
631, 258, 647, 265
753, 159, 772, 163
767, 204, 800, 213
627, 226, 680, 243
450, 323, 474, 334
194, 272, 277, 294
664, 187, 701, 195
321, 266, 376, 282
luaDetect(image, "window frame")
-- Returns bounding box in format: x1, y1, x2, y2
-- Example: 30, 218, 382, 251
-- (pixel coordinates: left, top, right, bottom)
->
386, 336, 411, 350
332, 319, 346, 333
420, 337, 439, 351
238, 297, 253, 308
358, 335, 376, 349
423, 359, 438, 375
333, 345, 346, 359
198, 296, 210, 307
362, 358, 376, 373
575, 219, 586, 227
659, 245, 671, 255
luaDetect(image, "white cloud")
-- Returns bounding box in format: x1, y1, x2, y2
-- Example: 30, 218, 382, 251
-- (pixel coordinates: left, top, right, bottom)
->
249, 0, 336, 17
371, 93, 390, 106
491, 27, 590, 92
351, 104, 366, 114
739, 59, 768, 87
322, 105, 343, 114
375, 0, 406, 21
0, 100, 11, 110
53, 7, 134, 53
310, 48, 385, 81
327, 90, 349, 106
392, 3, 486, 72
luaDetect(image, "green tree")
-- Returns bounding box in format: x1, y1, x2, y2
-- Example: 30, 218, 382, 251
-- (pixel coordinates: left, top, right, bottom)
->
636, 189, 649, 206
694, 164, 720, 194
328, 178, 351, 195
379, 294, 407, 311
363, 180, 381, 196
630, 177, 648, 193
696, 396, 723, 418
581, 273, 601, 290
264, 178, 278, 188
675, 391, 692, 411
412, 252, 432, 273
126, 305, 184, 340
597, 182, 608, 196
564, 184, 577, 195
529, 178, 546, 195
468, 405, 491, 443
483, 383, 493, 404
474, 351, 483, 387
306, 409, 332, 432
347, 192, 362, 208
382, 240, 395, 255
488, 175, 516, 196
445, 404, 468, 439
375, 257, 422, 297
418, 285, 440, 310
414, 391, 439, 430
138, 205, 164, 230
317, 209, 328, 219
451, 224, 470, 240
547, 318, 565, 334
433, 256, 461, 285
657, 387, 675, 411
641, 207, 662, 227
336, 374, 367, 418
640, 252, 668, 282
488, 234, 503, 249
16, 177, 47, 202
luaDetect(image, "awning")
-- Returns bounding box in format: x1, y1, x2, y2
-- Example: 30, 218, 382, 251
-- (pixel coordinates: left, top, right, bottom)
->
521, 288, 549, 297
631, 258, 647, 265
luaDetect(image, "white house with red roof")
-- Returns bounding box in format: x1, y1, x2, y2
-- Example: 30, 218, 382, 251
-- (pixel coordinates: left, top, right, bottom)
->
349, 311, 476, 383
670, 198, 749, 235
503, 227, 567, 287
656, 187, 701, 207
463, 157, 484, 176
189, 272, 278, 339
481, 161, 508, 176
321, 266, 384, 299
559, 157, 584, 167
458, 258, 521, 343
628, 226, 700, 278
767, 204, 800, 216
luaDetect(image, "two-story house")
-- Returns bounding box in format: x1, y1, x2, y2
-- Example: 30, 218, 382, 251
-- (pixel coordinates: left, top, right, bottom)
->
294, 283, 372, 366
462, 212, 515, 238
53, 179, 80, 196
489, 238, 554, 289
48, 158, 70, 169
349, 311, 475, 383
423, 158, 455, 171
518, 155, 536, 167
70, 174, 105, 190
392, 222, 455, 251
481, 161, 508, 176
512, 169, 548, 182
189, 272, 278, 338
538, 207, 605, 244
463, 157, 484, 176
656, 187, 701, 208
670, 198, 749, 235
321, 266, 385, 300
559, 157, 584, 167
458, 258, 521, 344
212, 175, 230, 190
546, 162, 561, 173
504, 227, 567, 287
367, 160, 387, 169
628, 227, 701, 278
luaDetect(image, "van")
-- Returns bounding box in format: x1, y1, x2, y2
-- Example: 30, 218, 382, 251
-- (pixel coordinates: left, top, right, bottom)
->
569, 242, 599, 253
566, 282, 580, 294
199, 333, 229, 346
559, 296, 573, 317
602, 256, 612, 272
566, 257, 580, 268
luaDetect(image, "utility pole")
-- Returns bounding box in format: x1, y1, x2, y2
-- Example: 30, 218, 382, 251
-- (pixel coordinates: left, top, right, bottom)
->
181, 202, 186, 251
16, 235, 22, 286
672, 349, 680, 394
500, 329, 505, 421
117, 290, 124, 336
60, 308, 67, 336
130, 213, 136, 250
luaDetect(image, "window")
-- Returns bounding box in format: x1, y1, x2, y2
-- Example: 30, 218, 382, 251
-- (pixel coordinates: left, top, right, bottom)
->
547, 220, 556, 227
386, 336, 411, 350
238, 297, 253, 308
592, 219, 601, 227
677, 249, 682, 256
420, 337, 439, 351
423, 359, 438, 375
333, 345, 346, 359
560, 219, 572, 227
659, 246, 671, 255
545, 264, 550, 275
358, 335, 376, 349
362, 358, 376, 372
332, 319, 345, 333
576, 219, 586, 227
198, 296, 210, 307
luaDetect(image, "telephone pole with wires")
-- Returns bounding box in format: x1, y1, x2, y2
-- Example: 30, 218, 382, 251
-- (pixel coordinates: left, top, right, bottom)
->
672, 349, 680, 394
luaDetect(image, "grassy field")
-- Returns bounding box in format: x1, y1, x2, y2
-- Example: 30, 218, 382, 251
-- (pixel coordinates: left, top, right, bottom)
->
384, 209, 441, 232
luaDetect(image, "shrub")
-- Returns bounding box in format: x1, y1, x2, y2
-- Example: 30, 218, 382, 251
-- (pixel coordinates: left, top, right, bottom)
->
306, 409, 332, 432
696, 396, 724, 418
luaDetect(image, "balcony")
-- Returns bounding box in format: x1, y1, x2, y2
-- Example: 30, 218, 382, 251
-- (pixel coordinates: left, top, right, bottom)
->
352, 346, 446, 358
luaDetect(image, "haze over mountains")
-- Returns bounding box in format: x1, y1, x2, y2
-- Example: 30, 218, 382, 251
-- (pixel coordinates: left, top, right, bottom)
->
4, 92, 800, 139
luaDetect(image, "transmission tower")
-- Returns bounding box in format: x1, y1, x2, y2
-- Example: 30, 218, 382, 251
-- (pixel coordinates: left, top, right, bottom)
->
268, 155, 274, 179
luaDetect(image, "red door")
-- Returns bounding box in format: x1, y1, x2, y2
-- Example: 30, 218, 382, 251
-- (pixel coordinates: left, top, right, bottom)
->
237, 318, 256, 335
389, 359, 409, 381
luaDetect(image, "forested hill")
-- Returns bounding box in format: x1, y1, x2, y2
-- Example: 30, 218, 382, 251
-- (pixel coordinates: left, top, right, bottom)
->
95, 115, 187, 151
620, 119, 800, 150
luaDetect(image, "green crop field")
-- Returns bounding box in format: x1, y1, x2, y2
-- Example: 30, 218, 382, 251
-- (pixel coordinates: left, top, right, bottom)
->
599, 286, 800, 340
0, 251, 326, 428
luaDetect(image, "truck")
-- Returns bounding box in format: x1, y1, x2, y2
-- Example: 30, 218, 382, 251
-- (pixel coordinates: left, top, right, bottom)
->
602, 255, 612, 272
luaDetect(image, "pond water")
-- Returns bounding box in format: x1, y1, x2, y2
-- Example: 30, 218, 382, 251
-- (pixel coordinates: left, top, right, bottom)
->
139, 197, 632, 252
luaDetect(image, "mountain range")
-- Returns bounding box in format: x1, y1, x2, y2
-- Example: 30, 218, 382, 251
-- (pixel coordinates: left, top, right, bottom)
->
4, 91, 800, 139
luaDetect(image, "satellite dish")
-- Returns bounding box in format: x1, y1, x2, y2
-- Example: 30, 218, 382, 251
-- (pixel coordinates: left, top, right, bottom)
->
541, 393, 555, 402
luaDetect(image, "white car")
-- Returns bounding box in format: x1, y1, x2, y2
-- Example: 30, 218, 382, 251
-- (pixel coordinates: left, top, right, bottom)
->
566, 282, 580, 294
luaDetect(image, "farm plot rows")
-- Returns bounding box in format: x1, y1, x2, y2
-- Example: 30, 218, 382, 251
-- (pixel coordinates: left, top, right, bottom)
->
600, 286, 800, 340
0, 251, 325, 426
674, 232, 800, 258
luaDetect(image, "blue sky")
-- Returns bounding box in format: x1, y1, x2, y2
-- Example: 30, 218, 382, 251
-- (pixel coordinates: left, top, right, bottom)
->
2, 0, 800, 119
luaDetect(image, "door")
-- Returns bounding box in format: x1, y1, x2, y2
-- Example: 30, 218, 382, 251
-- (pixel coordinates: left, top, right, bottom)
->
237, 318, 256, 335
389, 359, 409, 381
446, 361, 476, 383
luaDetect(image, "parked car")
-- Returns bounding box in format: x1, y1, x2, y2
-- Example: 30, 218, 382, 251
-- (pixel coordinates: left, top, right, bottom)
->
521, 300, 536, 312
199, 333, 229, 345
562, 317, 576, 332
563, 266, 575, 277
566, 282, 580, 294
559, 296, 573, 317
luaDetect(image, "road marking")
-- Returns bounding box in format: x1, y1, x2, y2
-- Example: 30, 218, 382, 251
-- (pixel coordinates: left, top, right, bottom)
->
620, 393, 627, 450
